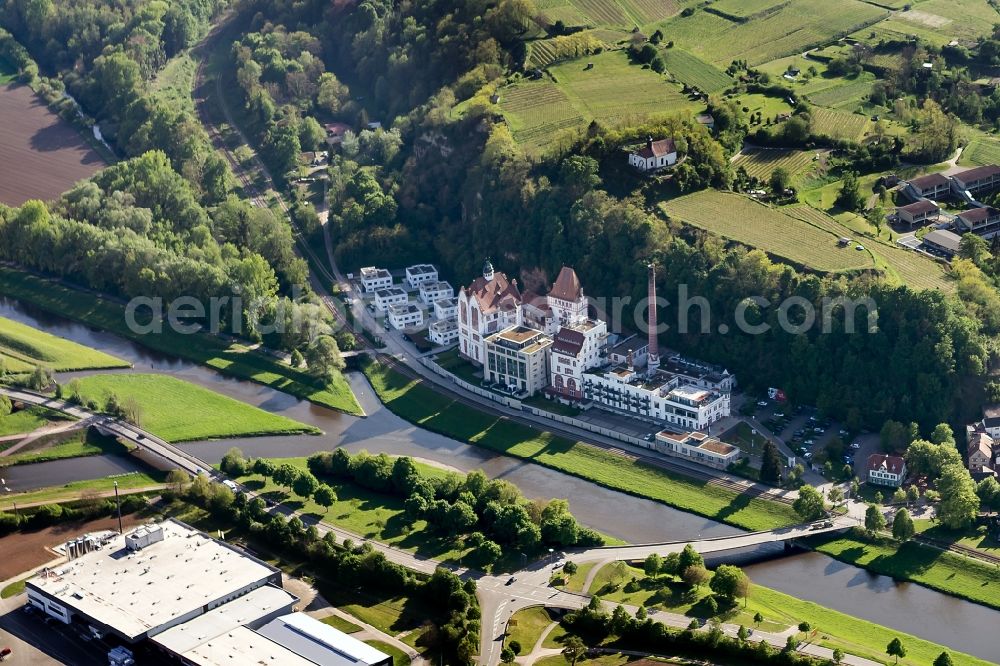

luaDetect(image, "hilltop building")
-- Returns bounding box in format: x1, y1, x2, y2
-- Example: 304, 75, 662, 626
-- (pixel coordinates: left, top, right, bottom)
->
628, 137, 677, 172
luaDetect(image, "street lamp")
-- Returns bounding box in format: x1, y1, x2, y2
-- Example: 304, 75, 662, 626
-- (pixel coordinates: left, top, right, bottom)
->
114, 481, 123, 534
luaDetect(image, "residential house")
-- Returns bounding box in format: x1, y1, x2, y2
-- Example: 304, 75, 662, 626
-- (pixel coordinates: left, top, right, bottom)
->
955, 207, 1000, 238
484, 326, 552, 396
895, 200, 940, 226
359, 266, 392, 293
433, 297, 458, 321
965, 406, 1000, 479
419, 280, 453, 306
904, 173, 950, 200
457, 259, 523, 365
388, 303, 423, 330
428, 319, 458, 346
654, 431, 739, 469
866, 454, 907, 487
405, 264, 438, 289
951, 165, 1000, 195
628, 137, 677, 172
374, 286, 407, 312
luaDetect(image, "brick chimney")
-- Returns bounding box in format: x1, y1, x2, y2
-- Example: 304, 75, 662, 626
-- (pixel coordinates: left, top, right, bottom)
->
647, 263, 660, 377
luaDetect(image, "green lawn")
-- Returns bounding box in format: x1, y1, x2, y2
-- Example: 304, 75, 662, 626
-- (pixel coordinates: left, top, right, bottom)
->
959, 136, 1000, 167
500, 49, 701, 154
236, 457, 478, 566
0, 429, 123, 467
811, 532, 1000, 613
1, 578, 27, 599
0, 471, 165, 510
363, 359, 800, 532
320, 614, 362, 633
0, 406, 69, 438
661, 48, 734, 94
0, 266, 361, 415
661, 191, 875, 273
588, 562, 990, 666
913, 519, 1000, 555
562, 561, 598, 593
364, 640, 410, 666
72, 374, 318, 443
0, 316, 129, 372
507, 606, 556, 652
151, 53, 197, 115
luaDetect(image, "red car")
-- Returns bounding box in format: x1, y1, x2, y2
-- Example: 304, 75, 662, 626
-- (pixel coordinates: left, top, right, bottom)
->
0, 646, 12, 661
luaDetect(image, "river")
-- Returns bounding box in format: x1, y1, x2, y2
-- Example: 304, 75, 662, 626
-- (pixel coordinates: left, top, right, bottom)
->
2, 296, 999, 662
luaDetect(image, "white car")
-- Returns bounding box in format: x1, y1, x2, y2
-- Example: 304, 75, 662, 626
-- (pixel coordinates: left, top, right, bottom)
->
850, 442, 862, 449
757, 400, 768, 407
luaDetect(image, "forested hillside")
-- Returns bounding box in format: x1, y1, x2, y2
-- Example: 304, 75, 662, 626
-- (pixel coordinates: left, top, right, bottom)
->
212, 0, 993, 431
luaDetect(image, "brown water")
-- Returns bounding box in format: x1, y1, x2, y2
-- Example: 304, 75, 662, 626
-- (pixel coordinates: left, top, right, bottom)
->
3, 296, 999, 662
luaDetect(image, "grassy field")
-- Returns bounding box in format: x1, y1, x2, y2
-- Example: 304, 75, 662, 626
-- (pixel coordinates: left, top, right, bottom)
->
809, 106, 871, 142
320, 614, 362, 633
812, 532, 1000, 613
959, 137, 1000, 167
0, 430, 123, 467
363, 359, 800, 532
664, 0, 887, 66
507, 606, 556, 652
785, 194, 954, 292
732, 148, 817, 181
365, 640, 410, 666
151, 53, 197, 115
0, 316, 128, 373
234, 456, 479, 566
661, 191, 875, 272
913, 519, 1000, 556
585, 562, 991, 666
0, 266, 362, 415
72, 374, 318, 442
500, 50, 701, 153
0, 471, 165, 510
0, 406, 68, 438
859, 0, 1000, 45
661, 48, 733, 94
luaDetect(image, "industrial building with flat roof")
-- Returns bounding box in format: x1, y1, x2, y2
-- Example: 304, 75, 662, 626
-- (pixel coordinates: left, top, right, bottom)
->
25, 520, 391, 666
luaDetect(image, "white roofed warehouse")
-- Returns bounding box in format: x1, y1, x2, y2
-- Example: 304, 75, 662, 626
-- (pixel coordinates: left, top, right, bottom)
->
23, 519, 392, 666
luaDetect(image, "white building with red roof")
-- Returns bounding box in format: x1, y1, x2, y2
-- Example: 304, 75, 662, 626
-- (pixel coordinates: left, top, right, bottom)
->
628, 137, 677, 172
866, 454, 907, 488
457, 259, 523, 364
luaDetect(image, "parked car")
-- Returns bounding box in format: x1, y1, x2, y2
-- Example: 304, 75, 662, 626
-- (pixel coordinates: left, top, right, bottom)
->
506, 577, 516, 585
850, 442, 862, 449
757, 400, 768, 407
0, 647, 11, 661
803, 452, 813, 460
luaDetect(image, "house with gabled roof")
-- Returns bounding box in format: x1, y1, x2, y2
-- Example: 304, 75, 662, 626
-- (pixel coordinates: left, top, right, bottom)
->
628, 137, 677, 172
457, 259, 523, 365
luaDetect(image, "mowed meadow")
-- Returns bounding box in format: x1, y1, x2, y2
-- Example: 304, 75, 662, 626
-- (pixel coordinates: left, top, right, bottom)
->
0, 78, 106, 206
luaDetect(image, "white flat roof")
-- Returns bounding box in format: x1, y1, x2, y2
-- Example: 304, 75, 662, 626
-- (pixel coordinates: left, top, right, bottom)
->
152, 585, 297, 655
28, 520, 279, 640
180, 626, 317, 666
256, 613, 391, 666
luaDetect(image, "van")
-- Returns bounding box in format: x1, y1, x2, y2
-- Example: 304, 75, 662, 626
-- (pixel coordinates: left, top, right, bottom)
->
222, 480, 239, 492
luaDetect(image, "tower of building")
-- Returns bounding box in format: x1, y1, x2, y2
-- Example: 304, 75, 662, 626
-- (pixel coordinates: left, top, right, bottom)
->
647, 262, 660, 377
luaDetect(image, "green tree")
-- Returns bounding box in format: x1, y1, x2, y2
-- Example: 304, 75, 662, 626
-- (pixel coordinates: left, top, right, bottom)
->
833, 648, 844, 664
305, 335, 344, 381
892, 507, 914, 541
253, 458, 275, 477
769, 167, 791, 193
835, 172, 865, 212
793, 485, 826, 521
977, 476, 1000, 513
753, 611, 763, 626
500, 646, 515, 663
292, 471, 319, 499
0, 394, 10, 418
682, 565, 710, 588
906, 485, 920, 504
760, 440, 783, 484
709, 564, 749, 604
643, 553, 663, 578
313, 484, 336, 512
865, 504, 886, 537
934, 652, 954, 666
959, 233, 990, 266
220, 447, 248, 477
166, 469, 189, 493
561, 635, 586, 665
678, 544, 704, 571
937, 463, 980, 529
508, 640, 522, 655
886, 637, 906, 664
273, 463, 299, 490
827, 486, 844, 504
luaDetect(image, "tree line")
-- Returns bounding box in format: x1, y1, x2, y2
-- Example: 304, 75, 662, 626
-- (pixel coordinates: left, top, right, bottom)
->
179, 472, 481, 664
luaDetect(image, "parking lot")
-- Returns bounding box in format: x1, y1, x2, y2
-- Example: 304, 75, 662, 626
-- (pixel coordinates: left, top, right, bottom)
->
745, 398, 880, 484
